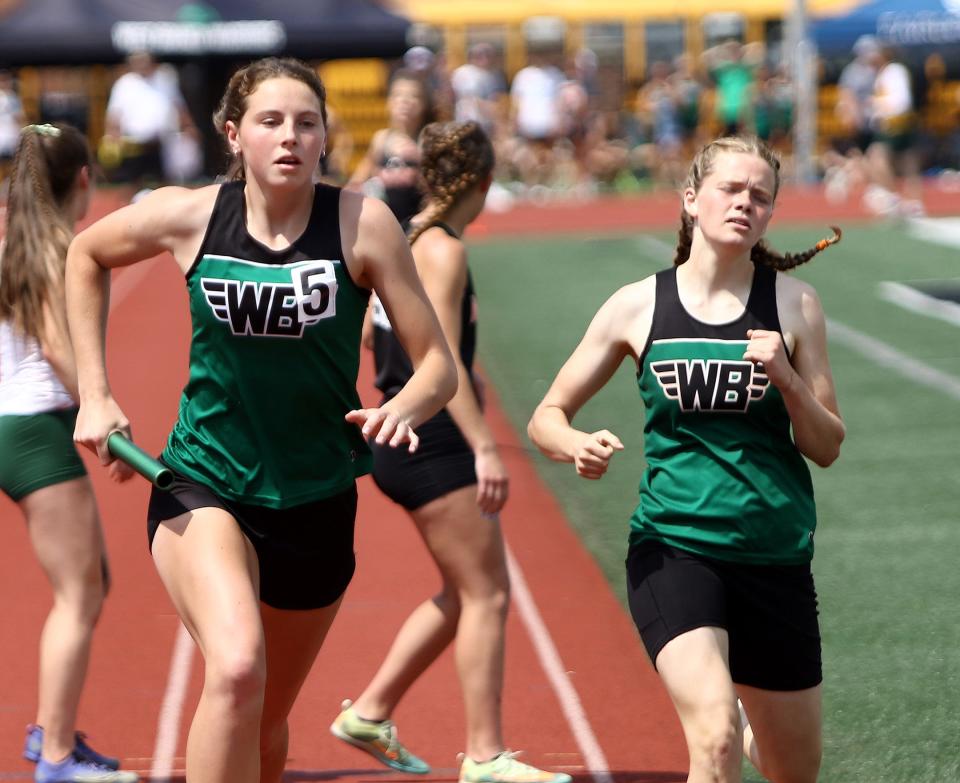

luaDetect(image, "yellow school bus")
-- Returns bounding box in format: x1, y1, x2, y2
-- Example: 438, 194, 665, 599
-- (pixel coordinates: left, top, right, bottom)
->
393, 0, 862, 83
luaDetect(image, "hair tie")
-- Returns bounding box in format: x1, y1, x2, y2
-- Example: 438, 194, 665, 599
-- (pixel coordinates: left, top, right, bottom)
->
25, 123, 61, 137
815, 226, 842, 251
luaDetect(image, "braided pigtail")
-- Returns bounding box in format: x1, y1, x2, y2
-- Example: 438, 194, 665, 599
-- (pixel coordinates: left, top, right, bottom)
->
406, 120, 494, 246
673, 211, 694, 265
751, 226, 842, 271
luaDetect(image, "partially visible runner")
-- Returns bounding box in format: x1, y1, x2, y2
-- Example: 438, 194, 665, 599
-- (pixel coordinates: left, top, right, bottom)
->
0, 123, 138, 783
330, 121, 571, 783
347, 70, 432, 223
65, 58, 456, 783
528, 136, 844, 783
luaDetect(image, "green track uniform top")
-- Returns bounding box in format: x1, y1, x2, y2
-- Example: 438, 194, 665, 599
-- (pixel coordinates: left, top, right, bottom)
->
630, 264, 816, 565
162, 181, 372, 508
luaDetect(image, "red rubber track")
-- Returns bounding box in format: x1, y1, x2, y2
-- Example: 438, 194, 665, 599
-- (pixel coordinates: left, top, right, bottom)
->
0, 190, 690, 782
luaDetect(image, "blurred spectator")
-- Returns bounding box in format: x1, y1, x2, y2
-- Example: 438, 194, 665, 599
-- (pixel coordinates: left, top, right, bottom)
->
751, 63, 793, 152
580, 110, 631, 191
450, 43, 506, 138
316, 104, 354, 186
0, 70, 25, 179
103, 52, 198, 185
572, 48, 601, 104
822, 36, 880, 205
506, 45, 565, 187
348, 69, 432, 221
555, 56, 593, 188
404, 45, 454, 122
670, 54, 704, 153
635, 60, 684, 187
38, 67, 89, 134
836, 35, 880, 153
864, 45, 924, 216
702, 39, 759, 136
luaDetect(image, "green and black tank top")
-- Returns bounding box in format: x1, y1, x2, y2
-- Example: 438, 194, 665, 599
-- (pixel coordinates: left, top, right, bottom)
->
629, 263, 816, 565
161, 181, 372, 508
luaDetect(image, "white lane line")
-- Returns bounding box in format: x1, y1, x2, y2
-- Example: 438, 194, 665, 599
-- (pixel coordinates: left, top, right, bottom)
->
827, 318, 960, 401
907, 216, 960, 249
148, 624, 195, 783
878, 281, 960, 329
106, 257, 196, 783
504, 545, 613, 783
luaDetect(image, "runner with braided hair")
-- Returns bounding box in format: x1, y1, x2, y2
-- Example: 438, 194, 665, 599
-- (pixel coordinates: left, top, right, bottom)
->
529, 135, 845, 783
331, 121, 571, 783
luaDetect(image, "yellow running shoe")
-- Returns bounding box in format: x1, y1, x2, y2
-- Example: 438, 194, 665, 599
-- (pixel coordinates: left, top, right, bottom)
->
459, 751, 572, 783
330, 699, 430, 774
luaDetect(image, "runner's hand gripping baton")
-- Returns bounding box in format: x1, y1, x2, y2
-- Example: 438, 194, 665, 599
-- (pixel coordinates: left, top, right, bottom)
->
106, 432, 174, 490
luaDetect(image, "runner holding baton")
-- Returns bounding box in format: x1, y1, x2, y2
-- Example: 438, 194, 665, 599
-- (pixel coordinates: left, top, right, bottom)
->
106, 431, 173, 489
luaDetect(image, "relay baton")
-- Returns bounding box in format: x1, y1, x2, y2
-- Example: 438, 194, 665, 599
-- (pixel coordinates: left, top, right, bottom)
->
106, 432, 174, 490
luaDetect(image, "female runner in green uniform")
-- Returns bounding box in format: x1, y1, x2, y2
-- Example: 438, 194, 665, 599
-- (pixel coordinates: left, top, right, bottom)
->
528, 136, 844, 783
0, 122, 137, 783
65, 58, 456, 783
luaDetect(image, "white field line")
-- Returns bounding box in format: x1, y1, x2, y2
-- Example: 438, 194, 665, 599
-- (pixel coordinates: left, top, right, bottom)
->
107, 257, 196, 783
148, 624, 195, 783
826, 318, 960, 401
878, 281, 960, 329
504, 544, 614, 783
907, 216, 960, 249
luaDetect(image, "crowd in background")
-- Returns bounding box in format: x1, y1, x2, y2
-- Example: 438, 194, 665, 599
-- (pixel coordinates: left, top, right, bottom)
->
1, 34, 958, 216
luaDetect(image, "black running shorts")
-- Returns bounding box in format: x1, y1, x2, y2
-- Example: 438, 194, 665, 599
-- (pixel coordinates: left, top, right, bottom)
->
147, 469, 357, 610
370, 408, 476, 511
626, 540, 822, 691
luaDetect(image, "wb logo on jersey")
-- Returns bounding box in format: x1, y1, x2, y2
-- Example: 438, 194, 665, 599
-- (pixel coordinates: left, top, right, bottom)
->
652, 359, 769, 413
201, 261, 338, 338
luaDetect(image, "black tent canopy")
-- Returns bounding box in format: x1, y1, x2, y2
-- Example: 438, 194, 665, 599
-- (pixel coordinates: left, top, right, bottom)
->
0, 0, 411, 66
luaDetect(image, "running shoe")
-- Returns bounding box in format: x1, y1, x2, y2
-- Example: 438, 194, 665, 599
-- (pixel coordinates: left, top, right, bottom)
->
34, 754, 138, 783
24, 726, 120, 770
459, 751, 572, 783
329, 699, 430, 774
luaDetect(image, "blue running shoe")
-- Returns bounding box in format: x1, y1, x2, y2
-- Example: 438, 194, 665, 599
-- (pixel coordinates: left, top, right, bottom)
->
34, 754, 138, 783
24, 726, 121, 771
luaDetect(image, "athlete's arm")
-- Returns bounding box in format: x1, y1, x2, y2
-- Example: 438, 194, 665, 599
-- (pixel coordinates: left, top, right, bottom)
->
417, 229, 508, 514
66, 185, 216, 465
528, 280, 653, 479
341, 193, 456, 451
745, 276, 845, 467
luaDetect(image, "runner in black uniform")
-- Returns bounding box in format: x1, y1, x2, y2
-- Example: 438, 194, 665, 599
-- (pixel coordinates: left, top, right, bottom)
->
65, 58, 456, 783
331, 122, 570, 783
529, 136, 844, 783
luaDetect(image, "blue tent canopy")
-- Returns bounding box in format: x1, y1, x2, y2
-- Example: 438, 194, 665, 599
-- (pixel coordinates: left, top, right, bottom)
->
813, 0, 960, 57
0, 0, 411, 66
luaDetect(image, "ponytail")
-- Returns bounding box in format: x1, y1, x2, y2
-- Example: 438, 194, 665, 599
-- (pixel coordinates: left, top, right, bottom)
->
0, 123, 90, 341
